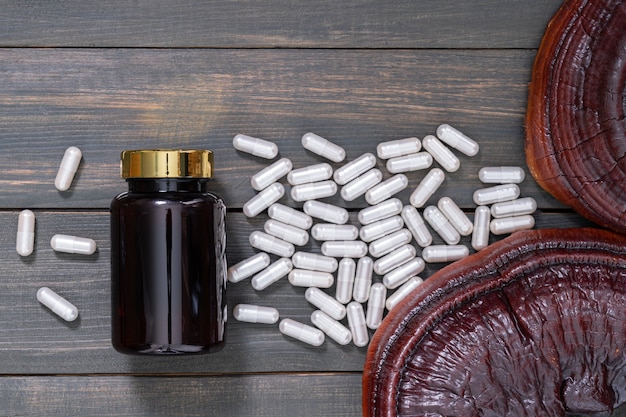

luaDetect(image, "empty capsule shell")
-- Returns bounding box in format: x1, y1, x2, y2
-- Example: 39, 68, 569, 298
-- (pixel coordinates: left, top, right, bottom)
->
409, 168, 445, 208
386, 276, 424, 311
249, 231, 295, 258
359, 215, 404, 242
369, 229, 413, 258
243, 182, 285, 217
321, 241, 368, 258
227, 252, 271, 283
303, 200, 349, 224
16, 209, 35, 257
382, 257, 425, 289
478, 166, 525, 184
422, 135, 460, 172
366, 283, 387, 329
305, 288, 347, 321
301, 132, 345, 163
279, 318, 325, 346
251, 158, 293, 191
55, 146, 82, 191
377, 137, 421, 159
347, 301, 369, 347
422, 245, 469, 263
311, 224, 359, 241
401, 205, 432, 247
490, 197, 537, 218
340, 168, 383, 201
287, 163, 333, 185
336, 258, 356, 304
311, 310, 352, 345
386, 152, 433, 174
268, 203, 313, 230
37, 287, 79, 322
50, 234, 97, 255
373, 244, 416, 275
251, 258, 293, 291
233, 134, 278, 159
358, 198, 403, 225
352, 257, 374, 303
264, 219, 309, 246
471, 206, 491, 251
423, 205, 460, 245
333, 153, 377, 185
438, 197, 473, 236
473, 184, 520, 206
288, 269, 334, 288
490, 215, 535, 235
233, 304, 279, 324
291, 180, 337, 202
436, 124, 479, 156
291, 251, 338, 273
365, 174, 409, 205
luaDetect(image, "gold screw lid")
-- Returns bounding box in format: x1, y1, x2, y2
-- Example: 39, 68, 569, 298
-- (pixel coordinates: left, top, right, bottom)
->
121, 149, 213, 179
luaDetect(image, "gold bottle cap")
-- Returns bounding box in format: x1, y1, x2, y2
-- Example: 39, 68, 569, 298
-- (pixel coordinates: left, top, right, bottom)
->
121, 149, 213, 179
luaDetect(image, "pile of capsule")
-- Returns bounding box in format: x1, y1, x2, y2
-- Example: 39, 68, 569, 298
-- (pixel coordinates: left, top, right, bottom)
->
229, 126, 536, 348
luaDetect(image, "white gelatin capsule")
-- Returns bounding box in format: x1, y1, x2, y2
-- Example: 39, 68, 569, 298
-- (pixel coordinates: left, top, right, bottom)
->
287, 163, 333, 185
366, 283, 387, 329
264, 219, 309, 246
16, 209, 35, 256
423, 205, 461, 245
377, 137, 421, 159
321, 241, 368, 258
279, 318, 325, 346
251, 258, 293, 290
346, 301, 369, 347
369, 229, 413, 258
301, 132, 345, 163
401, 205, 432, 247
471, 206, 491, 251
291, 180, 337, 202
268, 203, 313, 230
55, 146, 82, 191
436, 124, 480, 157
333, 153, 377, 185
243, 182, 285, 217
340, 168, 383, 201
292, 251, 338, 273
409, 168, 445, 208
374, 244, 416, 275
490, 215, 535, 235
37, 287, 79, 322
385, 277, 424, 311
335, 258, 356, 304
358, 198, 403, 225
249, 231, 295, 258
311, 310, 352, 345
353, 256, 374, 303
473, 184, 520, 206
233, 134, 278, 159
50, 234, 97, 255
359, 216, 404, 243
365, 174, 409, 205
288, 269, 334, 288
382, 257, 425, 289
478, 166, 525, 184
491, 197, 537, 218
311, 224, 359, 241
303, 200, 349, 225
227, 252, 271, 283
438, 197, 473, 236
251, 158, 293, 191
386, 152, 433, 174
305, 287, 347, 321
233, 304, 279, 324
422, 245, 469, 263
422, 135, 460, 172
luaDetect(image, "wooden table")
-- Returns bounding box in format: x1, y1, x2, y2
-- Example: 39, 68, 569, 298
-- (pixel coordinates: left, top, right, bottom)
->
0, 1, 594, 415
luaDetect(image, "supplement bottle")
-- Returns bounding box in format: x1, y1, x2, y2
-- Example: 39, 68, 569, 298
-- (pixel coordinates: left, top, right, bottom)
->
111, 150, 227, 355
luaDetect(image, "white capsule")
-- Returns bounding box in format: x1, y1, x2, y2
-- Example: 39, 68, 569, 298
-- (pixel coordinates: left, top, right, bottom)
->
243, 182, 285, 217
321, 241, 368, 258
436, 124, 480, 156
340, 169, 383, 202
471, 206, 491, 251
401, 205, 432, 247
409, 168, 445, 208
233, 304, 279, 324
36, 287, 78, 322
291, 180, 337, 202
250, 158, 293, 191
382, 257, 425, 289
359, 216, 404, 243
346, 301, 369, 347
478, 166, 525, 184
335, 258, 356, 304
287, 163, 333, 185
305, 288, 347, 321
311, 310, 352, 345
291, 251, 338, 273
233, 134, 279, 159
365, 174, 409, 205
268, 203, 313, 230
358, 198, 403, 225
301, 132, 346, 163
311, 224, 359, 241
353, 257, 374, 303
16, 209, 35, 256
422, 245, 469, 263
373, 244, 416, 275
438, 197, 473, 236
422, 135, 460, 172
333, 153, 377, 185
386, 277, 424, 311
473, 184, 520, 206
366, 283, 387, 330
423, 205, 460, 245
303, 200, 349, 225
50, 234, 97, 255
386, 152, 433, 174
249, 231, 295, 258
288, 269, 334, 288
376, 137, 421, 159
490, 215, 535, 235
369, 229, 413, 258
264, 219, 309, 246
491, 197, 537, 218
279, 318, 325, 346
251, 258, 293, 291
227, 252, 271, 283
55, 146, 82, 191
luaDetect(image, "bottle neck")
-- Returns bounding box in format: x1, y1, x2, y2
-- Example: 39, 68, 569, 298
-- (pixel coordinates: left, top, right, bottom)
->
127, 178, 209, 193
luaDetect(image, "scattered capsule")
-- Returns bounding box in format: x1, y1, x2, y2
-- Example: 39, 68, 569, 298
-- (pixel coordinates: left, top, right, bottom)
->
436, 124, 479, 156
346, 301, 369, 347
422, 245, 469, 263
249, 231, 295, 258
279, 318, 325, 346
335, 258, 356, 304
36, 287, 78, 322
377, 137, 421, 159
382, 257, 425, 289
233, 304, 279, 324
365, 174, 409, 205
358, 198, 403, 225
233, 134, 278, 159
301, 132, 345, 163
353, 257, 374, 303
422, 135, 460, 172
250, 158, 293, 191
366, 283, 387, 330
288, 269, 334, 288
50, 234, 97, 255
423, 205, 460, 245
55, 146, 82, 191
311, 224, 359, 241
471, 206, 491, 251
305, 288, 347, 321
438, 197, 473, 236
409, 168, 445, 208
243, 182, 285, 217
291, 251, 338, 273
227, 252, 271, 283
268, 203, 313, 230
321, 241, 368, 258
251, 258, 293, 291
401, 205, 432, 247
386, 152, 433, 174
359, 215, 404, 243
16, 209, 35, 256
287, 163, 333, 185
340, 169, 383, 202
373, 244, 416, 275
333, 153, 377, 185
264, 219, 309, 246
490, 197, 537, 218
478, 166, 525, 184
473, 183, 520, 206
369, 229, 413, 258
386, 277, 424, 311
303, 200, 349, 225
311, 310, 352, 345
490, 215, 535, 235
291, 180, 337, 202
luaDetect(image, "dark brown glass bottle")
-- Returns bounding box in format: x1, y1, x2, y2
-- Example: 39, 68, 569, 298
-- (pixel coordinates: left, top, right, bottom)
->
111, 150, 226, 355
